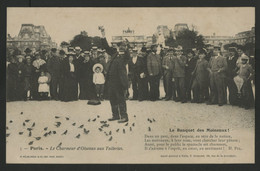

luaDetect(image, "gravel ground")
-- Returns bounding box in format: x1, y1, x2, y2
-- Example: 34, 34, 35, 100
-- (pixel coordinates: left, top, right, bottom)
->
6, 83, 255, 163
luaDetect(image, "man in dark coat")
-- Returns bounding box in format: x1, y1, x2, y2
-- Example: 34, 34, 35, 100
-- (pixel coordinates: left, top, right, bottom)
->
7, 57, 18, 101
162, 47, 175, 101
185, 49, 197, 101
100, 27, 129, 123
208, 46, 228, 106
24, 56, 34, 100
16, 55, 26, 101
147, 44, 162, 101
128, 47, 146, 101
226, 47, 239, 105
47, 48, 61, 100
78, 51, 96, 100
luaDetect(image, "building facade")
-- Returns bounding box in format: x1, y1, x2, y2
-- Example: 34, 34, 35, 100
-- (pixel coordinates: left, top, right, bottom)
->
7, 24, 57, 53
111, 28, 147, 49
204, 27, 255, 46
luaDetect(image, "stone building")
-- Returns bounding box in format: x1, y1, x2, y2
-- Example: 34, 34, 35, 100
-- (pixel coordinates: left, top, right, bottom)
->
204, 27, 255, 46
111, 28, 147, 49
7, 24, 57, 53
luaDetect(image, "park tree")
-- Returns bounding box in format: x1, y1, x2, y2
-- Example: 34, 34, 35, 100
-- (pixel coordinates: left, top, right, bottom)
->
175, 29, 205, 50
70, 34, 103, 51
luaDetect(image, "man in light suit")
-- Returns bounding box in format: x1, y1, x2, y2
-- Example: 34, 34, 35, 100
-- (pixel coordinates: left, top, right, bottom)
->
207, 46, 228, 106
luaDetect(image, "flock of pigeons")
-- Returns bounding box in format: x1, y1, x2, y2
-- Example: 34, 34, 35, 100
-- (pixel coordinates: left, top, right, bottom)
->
6, 111, 157, 147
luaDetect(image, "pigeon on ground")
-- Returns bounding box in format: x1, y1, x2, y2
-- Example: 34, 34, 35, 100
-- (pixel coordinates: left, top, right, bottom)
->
48, 131, 52, 135
109, 136, 113, 141
20, 112, 23, 115
27, 128, 33, 131
97, 115, 100, 118
78, 124, 84, 128
76, 134, 80, 139
55, 116, 60, 119
35, 137, 41, 140
109, 131, 112, 135
44, 127, 48, 131
9, 120, 13, 123
25, 120, 30, 122
6, 134, 10, 137
29, 131, 32, 137
92, 118, 96, 122
62, 130, 68, 135
88, 119, 91, 122
116, 129, 119, 132
83, 128, 90, 135
52, 131, 56, 134
152, 118, 156, 122
55, 122, 61, 127
43, 132, 48, 137
134, 115, 136, 118
65, 117, 70, 120
28, 141, 34, 145
132, 123, 135, 127
130, 127, 132, 131
148, 127, 151, 132
19, 132, 23, 135
123, 129, 125, 134
57, 142, 62, 147
31, 122, 35, 128
98, 128, 103, 132
6, 127, 9, 130
72, 123, 76, 126
124, 122, 128, 126
23, 122, 26, 126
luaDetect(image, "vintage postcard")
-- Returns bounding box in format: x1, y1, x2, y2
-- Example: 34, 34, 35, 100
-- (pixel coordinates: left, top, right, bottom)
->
6, 7, 255, 163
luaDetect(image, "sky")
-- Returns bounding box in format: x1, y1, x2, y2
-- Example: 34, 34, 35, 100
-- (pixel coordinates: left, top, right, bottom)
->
7, 7, 255, 45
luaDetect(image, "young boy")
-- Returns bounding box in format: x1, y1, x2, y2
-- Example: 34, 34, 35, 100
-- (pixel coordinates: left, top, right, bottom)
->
93, 64, 105, 101
191, 49, 209, 103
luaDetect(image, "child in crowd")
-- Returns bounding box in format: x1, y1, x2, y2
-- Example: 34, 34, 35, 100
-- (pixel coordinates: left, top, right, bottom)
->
93, 64, 105, 101
233, 54, 254, 109
38, 71, 50, 100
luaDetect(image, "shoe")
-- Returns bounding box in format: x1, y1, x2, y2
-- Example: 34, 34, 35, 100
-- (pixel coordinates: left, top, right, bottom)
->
207, 101, 216, 105
108, 117, 120, 121
164, 97, 171, 101
118, 118, 129, 123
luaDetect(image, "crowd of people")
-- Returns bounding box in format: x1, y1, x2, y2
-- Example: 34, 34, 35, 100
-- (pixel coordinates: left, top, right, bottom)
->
6, 31, 255, 110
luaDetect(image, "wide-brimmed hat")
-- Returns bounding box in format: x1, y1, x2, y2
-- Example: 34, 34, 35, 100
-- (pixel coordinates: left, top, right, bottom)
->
25, 56, 31, 60
75, 46, 82, 51
241, 54, 249, 60
17, 55, 25, 59
174, 45, 183, 51
91, 46, 98, 50
84, 51, 90, 55
93, 63, 103, 72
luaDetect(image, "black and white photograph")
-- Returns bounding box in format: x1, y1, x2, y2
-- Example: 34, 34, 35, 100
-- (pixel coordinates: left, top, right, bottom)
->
5, 7, 255, 163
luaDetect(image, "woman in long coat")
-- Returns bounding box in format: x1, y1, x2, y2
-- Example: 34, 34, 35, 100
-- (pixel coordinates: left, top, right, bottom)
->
78, 52, 96, 100
62, 54, 78, 102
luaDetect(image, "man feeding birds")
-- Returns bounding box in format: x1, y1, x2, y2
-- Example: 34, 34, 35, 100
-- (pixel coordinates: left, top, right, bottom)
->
99, 26, 130, 123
